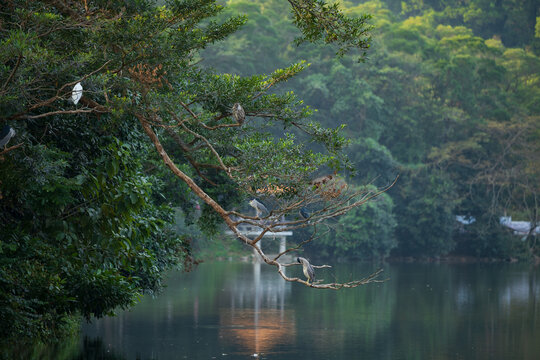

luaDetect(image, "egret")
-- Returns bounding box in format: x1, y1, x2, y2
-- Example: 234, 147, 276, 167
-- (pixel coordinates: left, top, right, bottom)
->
72, 82, 83, 105
297, 257, 315, 284
0, 125, 15, 147
232, 103, 245, 125
249, 198, 268, 218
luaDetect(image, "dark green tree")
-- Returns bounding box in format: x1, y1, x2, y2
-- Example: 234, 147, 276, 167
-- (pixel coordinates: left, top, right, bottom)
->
317, 186, 397, 259
392, 168, 457, 258
0, 0, 382, 342
202, 0, 539, 260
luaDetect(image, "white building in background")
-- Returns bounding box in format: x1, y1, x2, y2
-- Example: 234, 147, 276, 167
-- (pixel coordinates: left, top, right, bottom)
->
225, 217, 293, 260
455, 215, 476, 225
499, 216, 540, 236
455, 215, 539, 237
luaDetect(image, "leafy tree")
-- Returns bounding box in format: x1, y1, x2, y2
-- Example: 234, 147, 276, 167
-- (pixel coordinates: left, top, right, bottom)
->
392, 168, 457, 258
0, 0, 382, 342
347, 137, 398, 187
202, 0, 539, 260
2, 0, 538, 344
435, 116, 540, 258
317, 186, 397, 259
288, 0, 373, 58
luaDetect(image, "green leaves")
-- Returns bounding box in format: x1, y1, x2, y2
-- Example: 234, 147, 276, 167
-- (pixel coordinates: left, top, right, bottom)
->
318, 186, 397, 259
198, 0, 539, 262
232, 132, 332, 195
288, 0, 373, 60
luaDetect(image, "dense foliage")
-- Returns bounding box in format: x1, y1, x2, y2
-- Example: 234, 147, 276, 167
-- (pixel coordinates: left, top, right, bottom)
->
0, 1, 204, 341
0, 0, 375, 342
203, 0, 539, 260
316, 185, 397, 259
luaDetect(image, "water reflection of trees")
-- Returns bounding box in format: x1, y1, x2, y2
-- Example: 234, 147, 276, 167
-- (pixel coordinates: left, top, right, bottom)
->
388, 264, 540, 360
71, 337, 127, 360
59, 263, 540, 359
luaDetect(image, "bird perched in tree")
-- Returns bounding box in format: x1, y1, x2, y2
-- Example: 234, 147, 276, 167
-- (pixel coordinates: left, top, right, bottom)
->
297, 257, 315, 284
310, 173, 346, 199
299, 207, 310, 220
249, 198, 268, 218
0, 125, 15, 148
72, 82, 83, 105
232, 103, 245, 125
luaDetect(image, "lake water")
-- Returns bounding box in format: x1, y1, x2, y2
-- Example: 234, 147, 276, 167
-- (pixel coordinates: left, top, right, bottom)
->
50, 261, 540, 359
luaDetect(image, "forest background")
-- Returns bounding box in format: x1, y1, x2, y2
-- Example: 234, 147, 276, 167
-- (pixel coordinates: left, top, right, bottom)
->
200, 0, 540, 262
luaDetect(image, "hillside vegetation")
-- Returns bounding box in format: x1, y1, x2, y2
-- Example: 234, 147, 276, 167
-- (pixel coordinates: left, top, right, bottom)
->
203, 0, 540, 260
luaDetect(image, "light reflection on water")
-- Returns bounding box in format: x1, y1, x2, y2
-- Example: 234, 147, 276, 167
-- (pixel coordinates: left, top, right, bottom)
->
219, 263, 294, 356
73, 262, 540, 360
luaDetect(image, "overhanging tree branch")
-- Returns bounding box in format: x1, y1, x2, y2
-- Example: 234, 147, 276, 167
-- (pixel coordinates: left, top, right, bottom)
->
138, 109, 393, 288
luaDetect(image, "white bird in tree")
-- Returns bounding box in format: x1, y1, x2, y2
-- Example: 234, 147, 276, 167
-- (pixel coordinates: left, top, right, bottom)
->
72, 82, 83, 105
232, 103, 245, 125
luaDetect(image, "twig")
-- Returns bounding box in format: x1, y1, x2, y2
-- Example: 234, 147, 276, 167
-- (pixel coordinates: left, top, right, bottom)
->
1, 54, 22, 92
0, 142, 23, 156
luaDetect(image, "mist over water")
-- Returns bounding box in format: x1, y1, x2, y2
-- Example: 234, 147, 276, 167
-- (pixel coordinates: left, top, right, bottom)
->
73, 262, 540, 359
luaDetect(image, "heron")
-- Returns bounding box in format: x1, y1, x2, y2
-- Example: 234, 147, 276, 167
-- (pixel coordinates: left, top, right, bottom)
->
0, 125, 15, 147
249, 198, 268, 218
297, 257, 315, 284
232, 103, 245, 125
299, 207, 310, 220
72, 82, 83, 105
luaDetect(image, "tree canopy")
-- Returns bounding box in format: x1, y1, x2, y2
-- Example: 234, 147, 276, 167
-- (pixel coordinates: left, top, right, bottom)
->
202, 0, 539, 260
0, 0, 380, 342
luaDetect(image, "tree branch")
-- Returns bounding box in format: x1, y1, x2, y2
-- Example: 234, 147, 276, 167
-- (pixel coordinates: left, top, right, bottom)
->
0, 142, 23, 156
141, 110, 392, 289
1, 54, 22, 93
7, 60, 111, 121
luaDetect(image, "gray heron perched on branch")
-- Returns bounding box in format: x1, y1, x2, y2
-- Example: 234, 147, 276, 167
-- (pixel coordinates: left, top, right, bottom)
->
249, 198, 268, 218
299, 207, 310, 220
232, 103, 245, 125
297, 257, 315, 284
72, 82, 83, 105
0, 125, 15, 148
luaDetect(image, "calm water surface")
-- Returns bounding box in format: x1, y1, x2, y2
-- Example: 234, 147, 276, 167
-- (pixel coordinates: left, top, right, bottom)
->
66, 262, 539, 359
